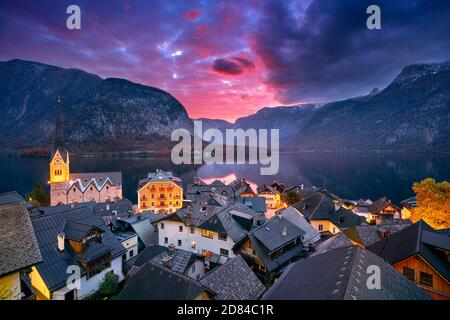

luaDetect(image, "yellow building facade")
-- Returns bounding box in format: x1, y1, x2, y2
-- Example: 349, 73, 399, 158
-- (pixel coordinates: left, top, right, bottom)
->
138, 170, 183, 213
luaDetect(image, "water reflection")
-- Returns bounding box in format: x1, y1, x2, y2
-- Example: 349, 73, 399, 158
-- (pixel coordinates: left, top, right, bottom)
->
0, 152, 449, 204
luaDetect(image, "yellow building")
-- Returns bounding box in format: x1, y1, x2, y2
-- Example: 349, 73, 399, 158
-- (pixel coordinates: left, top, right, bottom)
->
137, 169, 183, 213
0, 204, 42, 300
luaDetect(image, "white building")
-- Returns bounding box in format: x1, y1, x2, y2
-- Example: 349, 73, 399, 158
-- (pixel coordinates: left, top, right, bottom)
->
156, 193, 264, 267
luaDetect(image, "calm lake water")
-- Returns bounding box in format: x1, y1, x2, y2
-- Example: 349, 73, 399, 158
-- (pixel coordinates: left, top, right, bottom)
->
1, 152, 449, 205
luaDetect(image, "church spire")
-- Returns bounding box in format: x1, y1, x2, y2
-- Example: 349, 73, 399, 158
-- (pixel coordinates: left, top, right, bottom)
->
53, 95, 66, 155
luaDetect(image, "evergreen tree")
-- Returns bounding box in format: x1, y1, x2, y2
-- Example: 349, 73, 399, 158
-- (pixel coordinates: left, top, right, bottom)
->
27, 181, 50, 207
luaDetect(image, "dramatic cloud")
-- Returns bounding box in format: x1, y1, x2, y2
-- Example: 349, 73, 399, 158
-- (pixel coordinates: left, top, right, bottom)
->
212, 57, 255, 75
253, 0, 450, 102
0, 0, 449, 120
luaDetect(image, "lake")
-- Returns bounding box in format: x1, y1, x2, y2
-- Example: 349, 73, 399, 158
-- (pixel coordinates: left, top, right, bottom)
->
1, 152, 449, 205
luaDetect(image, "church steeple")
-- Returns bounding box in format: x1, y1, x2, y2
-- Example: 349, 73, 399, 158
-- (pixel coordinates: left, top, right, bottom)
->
49, 96, 70, 183
53, 96, 66, 155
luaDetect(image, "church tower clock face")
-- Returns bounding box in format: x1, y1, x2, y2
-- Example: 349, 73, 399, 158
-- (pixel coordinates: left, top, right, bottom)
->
55, 158, 62, 164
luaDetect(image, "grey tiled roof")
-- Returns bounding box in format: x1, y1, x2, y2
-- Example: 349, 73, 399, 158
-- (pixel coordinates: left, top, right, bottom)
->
200, 255, 265, 300
367, 220, 450, 282
118, 213, 159, 247
0, 204, 42, 277
314, 233, 353, 254
343, 220, 412, 247
237, 196, 266, 213
64, 220, 102, 242
263, 246, 431, 300
32, 206, 126, 291
253, 217, 305, 252
293, 191, 365, 229
276, 207, 321, 245
0, 191, 34, 209
118, 262, 212, 300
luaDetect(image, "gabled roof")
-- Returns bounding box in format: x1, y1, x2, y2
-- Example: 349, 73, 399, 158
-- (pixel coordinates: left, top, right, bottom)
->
200, 255, 265, 300
276, 207, 321, 245
0, 204, 42, 277
263, 246, 431, 300
253, 217, 305, 252
32, 206, 126, 291
118, 262, 213, 300
293, 191, 365, 229
368, 197, 399, 214
69, 172, 122, 192
367, 220, 450, 282
116, 213, 161, 247
63, 220, 103, 242
343, 220, 412, 247
238, 214, 305, 272
0, 191, 34, 209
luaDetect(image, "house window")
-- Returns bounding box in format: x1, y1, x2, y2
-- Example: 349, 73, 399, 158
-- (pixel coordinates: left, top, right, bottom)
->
164, 237, 168, 244
190, 227, 195, 234
318, 224, 323, 231
177, 239, 182, 247
218, 233, 227, 241
151, 194, 154, 199
160, 223, 165, 229
191, 242, 196, 249
420, 272, 433, 287
220, 248, 229, 256
403, 267, 415, 282
201, 229, 214, 239
129, 249, 134, 258
151, 202, 155, 206
179, 226, 183, 232
202, 249, 213, 260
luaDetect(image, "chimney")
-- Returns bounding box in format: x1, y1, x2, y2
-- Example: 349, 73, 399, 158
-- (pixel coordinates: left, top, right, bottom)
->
168, 243, 176, 252
106, 204, 110, 211
378, 229, 391, 238
282, 226, 287, 237
57, 233, 65, 251
301, 184, 304, 190
70, 203, 74, 209
161, 255, 172, 268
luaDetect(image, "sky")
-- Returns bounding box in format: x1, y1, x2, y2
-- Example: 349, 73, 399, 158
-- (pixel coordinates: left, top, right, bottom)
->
0, 0, 449, 122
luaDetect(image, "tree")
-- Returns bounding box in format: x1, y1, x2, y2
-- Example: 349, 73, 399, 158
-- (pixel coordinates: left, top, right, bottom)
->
27, 181, 50, 208
411, 178, 450, 230
283, 191, 303, 206
98, 272, 119, 297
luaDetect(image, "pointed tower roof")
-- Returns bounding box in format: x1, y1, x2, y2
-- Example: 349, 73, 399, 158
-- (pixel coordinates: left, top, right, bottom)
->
52, 96, 68, 159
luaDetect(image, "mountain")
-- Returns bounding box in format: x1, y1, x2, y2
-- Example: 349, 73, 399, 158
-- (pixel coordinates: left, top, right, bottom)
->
292, 61, 450, 151
199, 104, 320, 146
0, 59, 192, 153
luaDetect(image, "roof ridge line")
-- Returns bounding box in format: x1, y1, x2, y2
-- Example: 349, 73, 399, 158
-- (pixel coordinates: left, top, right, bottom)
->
342, 246, 359, 299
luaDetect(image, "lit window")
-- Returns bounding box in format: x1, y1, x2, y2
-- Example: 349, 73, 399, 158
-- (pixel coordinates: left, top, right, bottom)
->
201, 229, 214, 239
191, 242, 196, 249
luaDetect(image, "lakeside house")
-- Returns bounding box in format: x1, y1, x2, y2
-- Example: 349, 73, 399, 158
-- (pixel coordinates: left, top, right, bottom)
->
262, 245, 432, 300
137, 169, 183, 214
233, 211, 312, 280
0, 204, 42, 300
257, 182, 284, 209
367, 220, 450, 300
30, 206, 126, 300
155, 192, 265, 268
400, 196, 417, 220
367, 197, 401, 223
292, 189, 365, 235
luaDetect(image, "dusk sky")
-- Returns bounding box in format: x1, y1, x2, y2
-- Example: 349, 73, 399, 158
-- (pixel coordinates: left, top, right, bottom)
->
1, 0, 449, 121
